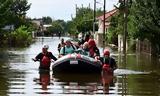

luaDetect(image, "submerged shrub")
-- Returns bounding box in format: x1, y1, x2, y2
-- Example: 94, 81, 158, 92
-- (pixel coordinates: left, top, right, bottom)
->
10, 25, 32, 47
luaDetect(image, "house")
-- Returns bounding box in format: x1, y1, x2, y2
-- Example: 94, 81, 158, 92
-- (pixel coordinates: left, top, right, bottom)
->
32, 19, 43, 31
2, 25, 14, 31
95, 9, 118, 47
43, 24, 52, 31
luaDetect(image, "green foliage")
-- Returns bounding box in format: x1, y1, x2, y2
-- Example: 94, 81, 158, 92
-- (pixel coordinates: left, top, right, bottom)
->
131, 0, 160, 39
0, 0, 31, 29
42, 16, 52, 24
75, 7, 94, 33
10, 0, 31, 28
108, 13, 123, 45
0, 0, 13, 28
47, 20, 64, 35
10, 25, 32, 47
68, 7, 103, 35
130, 0, 160, 56
109, 0, 160, 55
11, 0, 31, 17
65, 21, 77, 35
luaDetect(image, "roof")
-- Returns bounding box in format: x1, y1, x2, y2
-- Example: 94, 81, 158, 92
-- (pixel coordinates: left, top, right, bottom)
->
43, 24, 52, 27
97, 9, 118, 21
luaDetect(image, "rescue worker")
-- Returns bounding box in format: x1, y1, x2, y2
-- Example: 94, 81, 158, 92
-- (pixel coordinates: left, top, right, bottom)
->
87, 39, 100, 59
99, 49, 117, 72
32, 44, 57, 70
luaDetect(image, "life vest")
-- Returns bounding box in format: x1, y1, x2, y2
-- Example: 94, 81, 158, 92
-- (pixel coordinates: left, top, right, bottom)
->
88, 39, 96, 57
103, 64, 110, 71
89, 47, 95, 57
89, 47, 99, 57
41, 55, 51, 67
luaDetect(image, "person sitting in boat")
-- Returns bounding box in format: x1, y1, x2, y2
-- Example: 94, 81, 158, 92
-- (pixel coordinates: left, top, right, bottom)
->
32, 44, 57, 70
59, 39, 77, 57
57, 38, 66, 53
88, 39, 100, 59
99, 49, 117, 72
76, 42, 90, 56
78, 33, 90, 46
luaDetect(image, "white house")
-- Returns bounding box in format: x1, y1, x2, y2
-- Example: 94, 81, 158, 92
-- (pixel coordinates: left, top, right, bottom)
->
2, 25, 14, 31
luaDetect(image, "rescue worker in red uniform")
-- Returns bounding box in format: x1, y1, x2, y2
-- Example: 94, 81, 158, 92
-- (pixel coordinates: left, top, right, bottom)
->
99, 49, 117, 72
100, 49, 117, 94
87, 39, 100, 59
33, 44, 57, 70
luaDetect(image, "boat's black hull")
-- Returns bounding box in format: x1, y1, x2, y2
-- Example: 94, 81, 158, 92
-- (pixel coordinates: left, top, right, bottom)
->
52, 54, 102, 74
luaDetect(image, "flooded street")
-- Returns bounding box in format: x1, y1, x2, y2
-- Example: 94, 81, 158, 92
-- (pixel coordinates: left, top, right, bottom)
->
0, 37, 160, 96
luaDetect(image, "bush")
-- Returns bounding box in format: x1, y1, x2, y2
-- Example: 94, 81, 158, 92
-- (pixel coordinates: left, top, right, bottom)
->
10, 25, 32, 47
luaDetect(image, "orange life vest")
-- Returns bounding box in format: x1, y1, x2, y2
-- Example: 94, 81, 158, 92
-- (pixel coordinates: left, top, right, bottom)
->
103, 64, 110, 70
41, 55, 51, 67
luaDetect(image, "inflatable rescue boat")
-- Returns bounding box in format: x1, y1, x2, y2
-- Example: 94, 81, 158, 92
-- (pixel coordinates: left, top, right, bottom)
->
52, 53, 102, 74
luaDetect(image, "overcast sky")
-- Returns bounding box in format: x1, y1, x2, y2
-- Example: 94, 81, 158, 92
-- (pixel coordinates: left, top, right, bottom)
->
26, 0, 118, 21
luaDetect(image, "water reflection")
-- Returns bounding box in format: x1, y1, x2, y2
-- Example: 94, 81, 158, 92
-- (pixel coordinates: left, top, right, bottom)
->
33, 69, 53, 90
101, 70, 114, 94
53, 72, 115, 95
53, 73, 101, 94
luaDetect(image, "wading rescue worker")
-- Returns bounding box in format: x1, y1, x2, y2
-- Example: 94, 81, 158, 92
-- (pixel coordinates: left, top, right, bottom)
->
99, 49, 117, 72
59, 39, 77, 58
32, 44, 57, 70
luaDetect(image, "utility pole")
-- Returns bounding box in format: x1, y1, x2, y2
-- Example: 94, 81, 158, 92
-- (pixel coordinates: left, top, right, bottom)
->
123, 0, 128, 54
103, 0, 106, 50
93, 0, 96, 33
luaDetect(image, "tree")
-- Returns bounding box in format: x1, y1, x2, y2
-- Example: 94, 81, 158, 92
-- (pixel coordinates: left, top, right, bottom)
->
42, 16, 52, 24
48, 21, 63, 35
11, 0, 30, 17
65, 21, 77, 35
0, 0, 13, 28
0, 0, 32, 47
10, 0, 31, 28
56, 19, 66, 33
130, 0, 160, 56
71, 7, 103, 34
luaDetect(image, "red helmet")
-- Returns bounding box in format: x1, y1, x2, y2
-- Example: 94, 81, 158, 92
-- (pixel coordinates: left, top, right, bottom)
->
103, 49, 110, 56
88, 39, 96, 47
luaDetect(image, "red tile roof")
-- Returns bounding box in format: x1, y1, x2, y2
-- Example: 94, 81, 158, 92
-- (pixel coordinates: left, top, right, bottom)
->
97, 9, 118, 20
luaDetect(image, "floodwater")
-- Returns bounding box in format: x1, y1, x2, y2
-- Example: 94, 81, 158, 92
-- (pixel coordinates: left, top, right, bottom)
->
0, 37, 160, 96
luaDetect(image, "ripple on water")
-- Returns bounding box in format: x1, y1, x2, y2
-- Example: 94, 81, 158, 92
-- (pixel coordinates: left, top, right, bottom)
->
114, 69, 150, 75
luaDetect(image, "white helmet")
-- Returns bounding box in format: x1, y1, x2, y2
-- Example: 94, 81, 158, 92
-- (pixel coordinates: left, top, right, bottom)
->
43, 44, 49, 49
